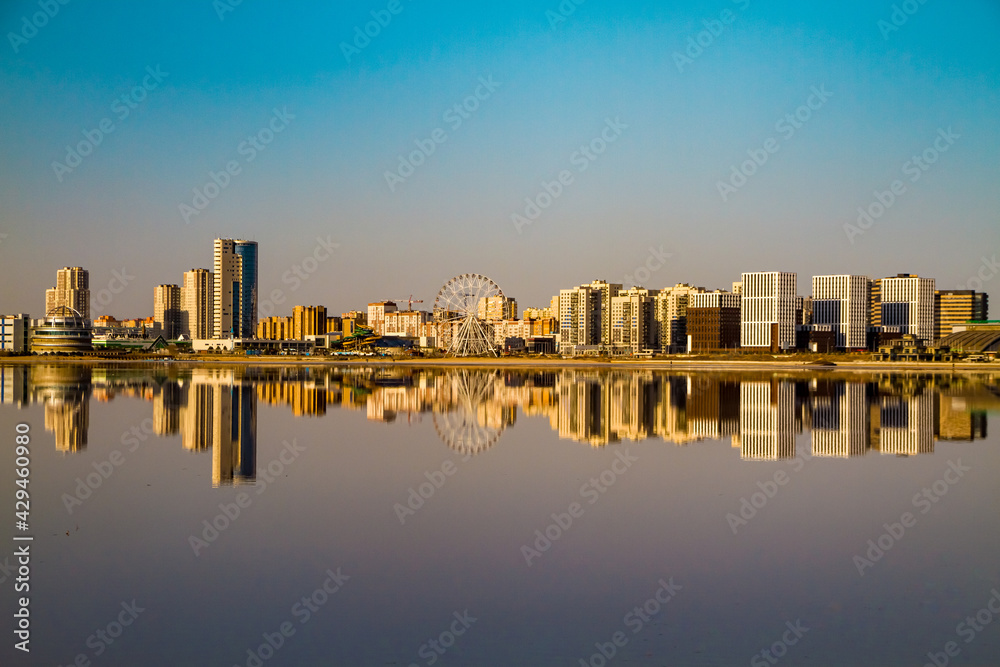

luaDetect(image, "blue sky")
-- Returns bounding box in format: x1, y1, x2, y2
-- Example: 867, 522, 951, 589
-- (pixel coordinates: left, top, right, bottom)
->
1, 0, 998, 316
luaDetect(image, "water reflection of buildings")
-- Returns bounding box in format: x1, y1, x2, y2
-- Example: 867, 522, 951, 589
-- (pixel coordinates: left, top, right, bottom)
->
876, 392, 934, 456
810, 380, 868, 458
736, 380, 796, 460
2, 365, 995, 470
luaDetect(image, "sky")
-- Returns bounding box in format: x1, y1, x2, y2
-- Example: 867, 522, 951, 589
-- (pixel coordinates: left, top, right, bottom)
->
1, 0, 999, 318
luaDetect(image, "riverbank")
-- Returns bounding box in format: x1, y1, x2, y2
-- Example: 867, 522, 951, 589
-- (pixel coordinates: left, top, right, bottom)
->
2, 354, 998, 374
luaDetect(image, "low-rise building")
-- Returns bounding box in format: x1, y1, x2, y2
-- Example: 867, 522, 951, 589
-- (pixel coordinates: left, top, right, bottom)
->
0, 314, 30, 352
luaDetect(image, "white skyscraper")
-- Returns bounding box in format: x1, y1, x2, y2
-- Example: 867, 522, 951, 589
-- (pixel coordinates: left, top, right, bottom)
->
811, 275, 870, 349
880, 274, 935, 343
740, 272, 797, 350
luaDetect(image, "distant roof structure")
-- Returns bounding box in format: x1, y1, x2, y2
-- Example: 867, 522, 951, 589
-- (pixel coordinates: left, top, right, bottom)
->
937, 330, 1000, 353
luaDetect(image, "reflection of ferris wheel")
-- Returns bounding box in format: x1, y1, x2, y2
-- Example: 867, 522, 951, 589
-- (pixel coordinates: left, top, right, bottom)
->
432, 370, 505, 456
434, 273, 504, 357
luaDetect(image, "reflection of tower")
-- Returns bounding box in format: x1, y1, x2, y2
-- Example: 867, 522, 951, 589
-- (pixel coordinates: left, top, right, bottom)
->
687, 378, 740, 442
609, 373, 658, 441
738, 379, 795, 460
810, 381, 867, 457
877, 392, 933, 455
557, 372, 614, 446
152, 382, 182, 435
180, 380, 213, 451
30, 365, 91, 452
653, 376, 689, 444
211, 381, 257, 486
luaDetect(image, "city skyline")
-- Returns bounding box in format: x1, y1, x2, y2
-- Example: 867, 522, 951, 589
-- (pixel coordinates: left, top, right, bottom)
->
1, 1, 999, 315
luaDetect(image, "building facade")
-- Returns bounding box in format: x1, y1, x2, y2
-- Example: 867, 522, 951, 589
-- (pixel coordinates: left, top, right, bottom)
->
610, 288, 657, 354
292, 305, 327, 339
181, 269, 214, 339
811, 275, 870, 349
934, 290, 989, 340
213, 239, 258, 339
740, 272, 797, 350
688, 291, 740, 352
655, 284, 704, 353
880, 274, 935, 343
45, 266, 90, 319
477, 296, 518, 321
153, 284, 182, 339
367, 302, 397, 335
0, 314, 30, 352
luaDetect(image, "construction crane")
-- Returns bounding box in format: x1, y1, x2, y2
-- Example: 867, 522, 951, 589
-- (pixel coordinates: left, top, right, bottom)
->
387, 295, 424, 311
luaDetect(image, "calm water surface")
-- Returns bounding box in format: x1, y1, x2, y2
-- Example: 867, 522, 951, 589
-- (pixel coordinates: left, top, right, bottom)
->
1, 364, 998, 666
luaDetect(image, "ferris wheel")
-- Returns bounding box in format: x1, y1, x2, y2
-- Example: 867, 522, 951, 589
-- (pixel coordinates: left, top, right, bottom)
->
434, 273, 505, 357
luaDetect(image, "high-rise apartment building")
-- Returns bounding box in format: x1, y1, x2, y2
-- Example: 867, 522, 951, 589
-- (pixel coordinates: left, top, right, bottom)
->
367, 302, 397, 335
740, 272, 797, 350
610, 288, 657, 354
558, 285, 601, 349
153, 284, 181, 339
213, 239, 258, 339
234, 240, 258, 338
934, 290, 989, 340
688, 291, 741, 352
45, 267, 90, 319
811, 275, 870, 349
880, 274, 935, 343
181, 269, 214, 339
477, 296, 518, 321
655, 283, 705, 353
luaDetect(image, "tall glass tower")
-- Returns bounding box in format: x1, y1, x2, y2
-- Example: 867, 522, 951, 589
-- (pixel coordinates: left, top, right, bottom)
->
234, 240, 258, 338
